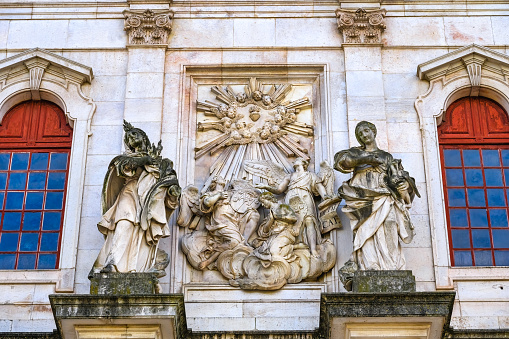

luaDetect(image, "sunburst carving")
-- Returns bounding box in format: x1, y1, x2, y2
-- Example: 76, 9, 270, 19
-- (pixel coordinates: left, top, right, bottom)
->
195, 77, 313, 190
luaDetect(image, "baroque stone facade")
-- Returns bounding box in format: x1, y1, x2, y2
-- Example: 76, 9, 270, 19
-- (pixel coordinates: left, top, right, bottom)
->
0, 0, 508, 338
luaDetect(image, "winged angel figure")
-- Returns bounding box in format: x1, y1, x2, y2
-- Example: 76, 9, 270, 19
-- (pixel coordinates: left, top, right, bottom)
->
177, 158, 339, 290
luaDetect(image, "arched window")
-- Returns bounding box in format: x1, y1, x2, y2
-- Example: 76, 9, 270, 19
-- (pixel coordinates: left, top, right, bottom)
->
0, 100, 72, 269
439, 97, 509, 266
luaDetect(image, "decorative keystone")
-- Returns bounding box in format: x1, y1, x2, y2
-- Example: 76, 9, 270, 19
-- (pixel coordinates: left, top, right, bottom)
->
124, 9, 174, 46
335, 8, 386, 45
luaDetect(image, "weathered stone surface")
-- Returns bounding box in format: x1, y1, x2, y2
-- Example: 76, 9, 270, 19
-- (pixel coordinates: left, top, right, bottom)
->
89, 272, 159, 295
352, 270, 416, 293
49, 294, 187, 339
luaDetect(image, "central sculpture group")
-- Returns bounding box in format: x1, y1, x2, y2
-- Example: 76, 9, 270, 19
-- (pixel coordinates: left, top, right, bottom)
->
90, 120, 419, 291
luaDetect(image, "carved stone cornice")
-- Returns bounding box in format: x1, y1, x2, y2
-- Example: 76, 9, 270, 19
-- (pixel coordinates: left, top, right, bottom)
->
123, 9, 174, 46
335, 8, 386, 45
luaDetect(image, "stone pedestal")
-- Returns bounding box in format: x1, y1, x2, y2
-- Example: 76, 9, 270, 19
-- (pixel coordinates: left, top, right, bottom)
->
89, 272, 160, 295
319, 292, 456, 339
352, 270, 416, 293
50, 294, 187, 339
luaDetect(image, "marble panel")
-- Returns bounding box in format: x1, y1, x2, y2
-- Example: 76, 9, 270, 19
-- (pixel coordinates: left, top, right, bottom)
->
491, 17, 509, 45
62, 51, 128, 76
346, 96, 386, 122
382, 48, 449, 74
444, 17, 494, 45
345, 71, 384, 97
187, 317, 256, 332
33, 285, 56, 305
242, 302, 319, 318
400, 215, 432, 248
383, 73, 428, 99
386, 121, 423, 153
11, 319, 55, 332
124, 98, 163, 121
390, 152, 426, 183
404, 247, 435, 282
275, 18, 342, 47
233, 18, 276, 47
0, 21, 9, 50
221, 49, 288, 64
344, 47, 382, 71
450, 315, 499, 330
385, 98, 420, 124
286, 49, 344, 73
128, 48, 166, 73
415, 281, 436, 292
383, 17, 446, 46
456, 281, 509, 302
185, 302, 243, 318
0, 320, 11, 331
459, 301, 509, 317
125, 72, 165, 99
0, 305, 31, 320
6, 19, 69, 49
30, 304, 53, 320
67, 19, 125, 48
170, 18, 234, 48
165, 50, 223, 74
255, 317, 318, 331
80, 185, 102, 217
0, 285, 34, 304
91, 101, 125, 126
87, 125, 123, 155
89, 76, 126, 102
77, 216, 105, 250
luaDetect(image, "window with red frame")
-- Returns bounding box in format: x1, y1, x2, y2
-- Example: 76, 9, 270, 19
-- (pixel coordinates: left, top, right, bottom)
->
0, 101, 72, 269
439, 96, 509, 266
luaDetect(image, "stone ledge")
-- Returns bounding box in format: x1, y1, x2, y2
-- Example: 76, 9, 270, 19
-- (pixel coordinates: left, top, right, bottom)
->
319, 292, 456, 339
49, 294, 187, 339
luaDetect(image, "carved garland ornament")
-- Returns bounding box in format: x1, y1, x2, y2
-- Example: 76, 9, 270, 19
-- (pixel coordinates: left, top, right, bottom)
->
124, 9, 174, 46
335, 8, 386, 44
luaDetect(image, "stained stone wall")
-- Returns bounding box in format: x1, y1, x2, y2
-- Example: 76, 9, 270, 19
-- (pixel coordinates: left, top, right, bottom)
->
0, 0, 508, 335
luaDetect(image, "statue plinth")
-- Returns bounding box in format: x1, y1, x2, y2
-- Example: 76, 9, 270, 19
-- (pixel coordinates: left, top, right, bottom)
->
89, 272, 160, 295
352, 270, 416, 293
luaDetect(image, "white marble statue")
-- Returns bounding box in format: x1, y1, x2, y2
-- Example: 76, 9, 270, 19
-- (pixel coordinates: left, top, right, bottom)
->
334, 121, 420, 273
90, 121, 181, 277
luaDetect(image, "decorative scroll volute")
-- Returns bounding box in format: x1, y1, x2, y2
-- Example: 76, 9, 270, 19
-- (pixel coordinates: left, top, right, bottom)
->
335, 8, 387, 44
123, 9, 174, 46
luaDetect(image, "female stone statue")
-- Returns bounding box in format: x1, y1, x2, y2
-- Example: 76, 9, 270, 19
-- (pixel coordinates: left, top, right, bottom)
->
91, 121, 181, 277
334, 121, 419, 271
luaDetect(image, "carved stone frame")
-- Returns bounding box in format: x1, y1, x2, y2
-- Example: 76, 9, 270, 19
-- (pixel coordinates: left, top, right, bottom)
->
415, 44, 509, 289
0, 48, 95, 292
170, 64, 338, 293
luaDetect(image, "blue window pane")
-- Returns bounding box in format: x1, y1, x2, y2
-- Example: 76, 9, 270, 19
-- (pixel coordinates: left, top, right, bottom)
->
17, 254, 36, 269
38, 254, 56, 269
465, 169, 483, 186
49, 153, 68, 170
485, 169, 503, 187
30, 153, 49, 170
444, 150, 462, 167
47, 172, 66, 190
452, 229, 471, 248
45, 192, 63, 210
40, 233, 59, 252
5, 192, 24, 210
11, 153, 29, 170
19, 233, 39, 251
474, 251, 493, 266
469, 209, 488, 227
0, 173, 6, 189
503, 150, 509, 166
27, 172, 46, 190
450, 209, 468, 227
25, 192, 44, 210
0, 233, 19, 251
448, 189, 466, 207
0, 254, 16, 269
472, 229, 491, 248
490, 210, 508, 227
0, 192, 3, 208
483, 150, 500, 166
42, 212, 61, 231
0, 153, 10, 170
463, 150, 481, 167
2, 212, 21, 231
22, 212, 41, 231
487, 189, 506, 207
494, 251, 509, 266
468, 189, 486, 207
8, 172, 27, 190
454, 251, 473, 266
446, 169, 464, 186
493, 229, 509, 248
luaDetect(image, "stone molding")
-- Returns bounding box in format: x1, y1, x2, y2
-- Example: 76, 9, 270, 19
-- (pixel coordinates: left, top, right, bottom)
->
335, 8, 386, 45
415, 44, 509, 290
124, 9, 174, 46
0, 48, 95, 292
